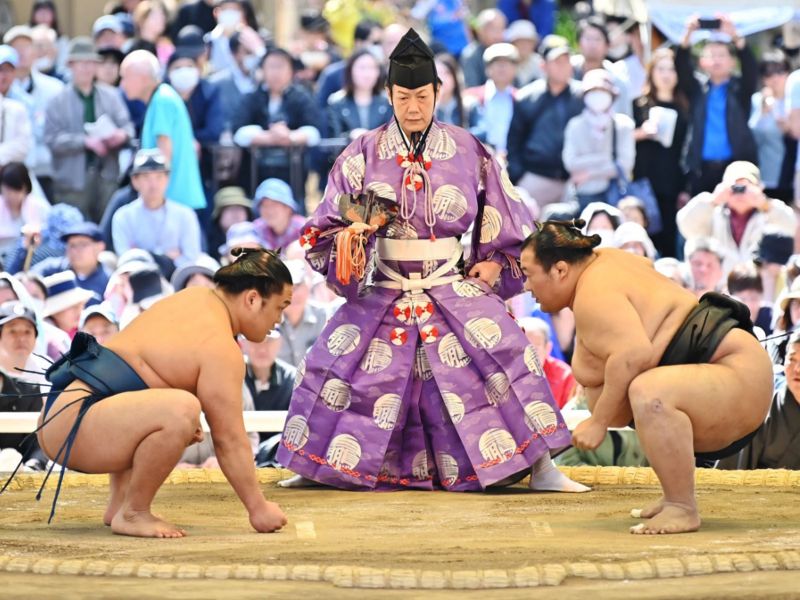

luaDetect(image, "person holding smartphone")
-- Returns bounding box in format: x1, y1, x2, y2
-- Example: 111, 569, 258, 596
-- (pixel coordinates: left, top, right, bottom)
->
677, 14, 759, 196
676, 161, 795, 276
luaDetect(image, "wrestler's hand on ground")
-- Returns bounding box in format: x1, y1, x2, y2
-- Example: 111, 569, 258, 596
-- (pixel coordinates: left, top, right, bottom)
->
469, 260, 502, 287
571, 417, 608, 451
249, 499, 288, 533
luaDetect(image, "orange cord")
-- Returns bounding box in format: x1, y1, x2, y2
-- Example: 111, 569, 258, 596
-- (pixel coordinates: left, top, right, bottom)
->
335, 228, 367, 285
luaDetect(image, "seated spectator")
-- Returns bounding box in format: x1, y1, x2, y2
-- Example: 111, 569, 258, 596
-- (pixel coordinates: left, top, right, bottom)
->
677, 15, 758, 195
518, 316, 575, 409
4, 25, 64, 200
769, 278, 800, 365
78, 302, 119, 345
241, 333, 296, 441
507, 19, 543, 86
217, 221, 262, 265
0, 46, 32, 169
111, 149, 202, 279
612, 221, 656, 261
102, 248, 158, 318
4, 203, 82, 275
434, 53, 467, 127
327, 48, 390, 141
44, 37, 133, 222
654, 256, 691, 289
207, 186, 252, 260
0, 162, 50, 263
752, 229, 794, 304
676, 161, 796, 276
617, 195, 649, 230
120, 50, 206, 212
42, 270, 94, 339
685, 236, 726, 298
233, 47, 320, 189
507, 35, 583, 207
170, 253, 221, 291
749, 50, 793, 202
0, 300, 49, 386
563, 69, 635, 208
119, 264, 173, 328
579, 201, 622, 247
277, 259, 327, 367
30, 222, 110, 304
727, 262, 772, 335
252, 179, 305, 252
718, 330, 800, 470
464, 42, 518, 155
459, 8, 506, 88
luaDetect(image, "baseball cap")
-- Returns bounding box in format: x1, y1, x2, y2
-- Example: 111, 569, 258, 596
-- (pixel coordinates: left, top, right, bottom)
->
0, 45, 19, 68
538, 34, 571, 62
722, 161, 761, 186
60, 221, 104, 243
254, 178, 300, 213
131, 149, 170, 174
506, 20, 538, 43
0, 301, 37, 335
3, 26, 33, 45
483, 42, 520, 65
79, 302, 118, 329
93, 15, 123, 38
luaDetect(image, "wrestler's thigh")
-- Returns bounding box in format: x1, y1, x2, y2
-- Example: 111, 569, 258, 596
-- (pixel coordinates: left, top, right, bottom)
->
628, 356, 772, 453
46, 388, 201, 474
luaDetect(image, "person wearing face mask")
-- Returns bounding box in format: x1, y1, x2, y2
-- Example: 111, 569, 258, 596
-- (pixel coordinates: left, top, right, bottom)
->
166, 48, 224, 206
44, 38, 133, 223
30, 25, 66, 82
207, 0, 265, 76
563, 69, 635, 209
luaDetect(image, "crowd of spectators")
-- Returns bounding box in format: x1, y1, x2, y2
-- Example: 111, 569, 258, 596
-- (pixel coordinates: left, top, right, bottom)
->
1, 0, 799, 473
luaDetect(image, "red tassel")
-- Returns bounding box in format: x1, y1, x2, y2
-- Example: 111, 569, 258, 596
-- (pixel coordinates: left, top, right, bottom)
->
429, 232, 436, 242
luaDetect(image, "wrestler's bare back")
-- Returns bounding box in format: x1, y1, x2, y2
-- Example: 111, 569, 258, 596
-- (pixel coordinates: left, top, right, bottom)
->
105, 287, 243, 393
570, 249, 698, 405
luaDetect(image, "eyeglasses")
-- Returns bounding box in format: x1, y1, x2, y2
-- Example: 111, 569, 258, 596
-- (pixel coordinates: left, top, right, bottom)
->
66, 240, 95, 251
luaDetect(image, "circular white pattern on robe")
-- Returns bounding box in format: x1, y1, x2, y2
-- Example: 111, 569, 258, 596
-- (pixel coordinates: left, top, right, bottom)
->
366, 180, 397, 201
293, 358, 306, 391
478, 428, 516, 463
438, 333, 471, 368
390, 327, 408, 346
326, 434, 362, 470
386, 220, 418, 240
327, 324, 361, 356
435, 452, 460, 487
480, 206, 503, 244
283, 416, 310, 451
373, 393, 403, 430
452, 279, 485, 298
412, 449, 431, 480
441, 391, 465, 424
341, 153, 366, 191
426, 123, 457, 160
524, 346, 543, 376
524, 401, 559, 435
484, 372, 510, 406
420, 324, 439, 344
360, 339, 393, 374
432, 184, 468, 222
320, 378, 352, 412
464, 317, 502, 350
521, 224, 532, 238
414, 345, 433, 380
499, 167, 522, 202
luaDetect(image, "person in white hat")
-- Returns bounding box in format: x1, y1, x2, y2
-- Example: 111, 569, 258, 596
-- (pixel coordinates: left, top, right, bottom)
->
78, 302, 119, 345
677, 160, 796, 277
0, 45, 32, 167
42, 270, 95, 337
613, 221, 656, 261
506, 19, 542, 86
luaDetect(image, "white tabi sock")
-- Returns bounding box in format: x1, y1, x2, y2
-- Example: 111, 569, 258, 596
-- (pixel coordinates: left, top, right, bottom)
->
529, 454, 592, 493
276, 474, 323, 488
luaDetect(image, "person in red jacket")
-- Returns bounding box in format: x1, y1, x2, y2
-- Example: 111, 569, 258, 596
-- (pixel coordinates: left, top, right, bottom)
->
518, 316, 576, 409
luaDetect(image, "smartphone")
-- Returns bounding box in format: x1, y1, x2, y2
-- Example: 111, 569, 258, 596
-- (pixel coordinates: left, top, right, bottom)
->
698, 18, 721, 30
731, 184, 747, 194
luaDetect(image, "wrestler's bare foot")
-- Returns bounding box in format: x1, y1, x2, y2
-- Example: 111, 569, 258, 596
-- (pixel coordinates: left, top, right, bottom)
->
630, 503, 701, 535
630, 496, 665, 520
104, 502, 163, 526
111, 508, 186, 538
529, 455, 591, 493
277, 474, 322, 488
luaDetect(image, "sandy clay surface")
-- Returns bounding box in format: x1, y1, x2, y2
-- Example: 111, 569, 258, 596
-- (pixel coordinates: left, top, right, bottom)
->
1, 469, 799, 598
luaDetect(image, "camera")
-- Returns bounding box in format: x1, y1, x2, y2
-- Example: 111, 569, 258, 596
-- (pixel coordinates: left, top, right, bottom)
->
698, 18, 721, 30
731, 184, 747, 194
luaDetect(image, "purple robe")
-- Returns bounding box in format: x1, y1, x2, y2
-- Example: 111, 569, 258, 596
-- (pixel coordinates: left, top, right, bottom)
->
277, 119, 571, 490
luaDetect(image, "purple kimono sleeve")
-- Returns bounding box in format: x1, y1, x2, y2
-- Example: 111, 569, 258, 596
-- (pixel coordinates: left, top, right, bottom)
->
468, 141, 535, 300
302, 138, 375, 302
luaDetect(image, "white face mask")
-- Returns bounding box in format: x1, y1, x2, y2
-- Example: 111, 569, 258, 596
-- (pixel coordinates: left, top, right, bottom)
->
243, 54, 260, 73
218, 9, 241, 29
584, 89, 613, 113
34, 56, 54, 72
170, 66, 200, 92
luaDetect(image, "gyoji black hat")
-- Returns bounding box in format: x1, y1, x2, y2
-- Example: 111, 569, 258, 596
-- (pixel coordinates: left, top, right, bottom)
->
387, 28, 438, 90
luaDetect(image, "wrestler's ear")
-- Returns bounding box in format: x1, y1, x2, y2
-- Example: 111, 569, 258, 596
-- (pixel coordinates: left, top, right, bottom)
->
553, 260, 570, 281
